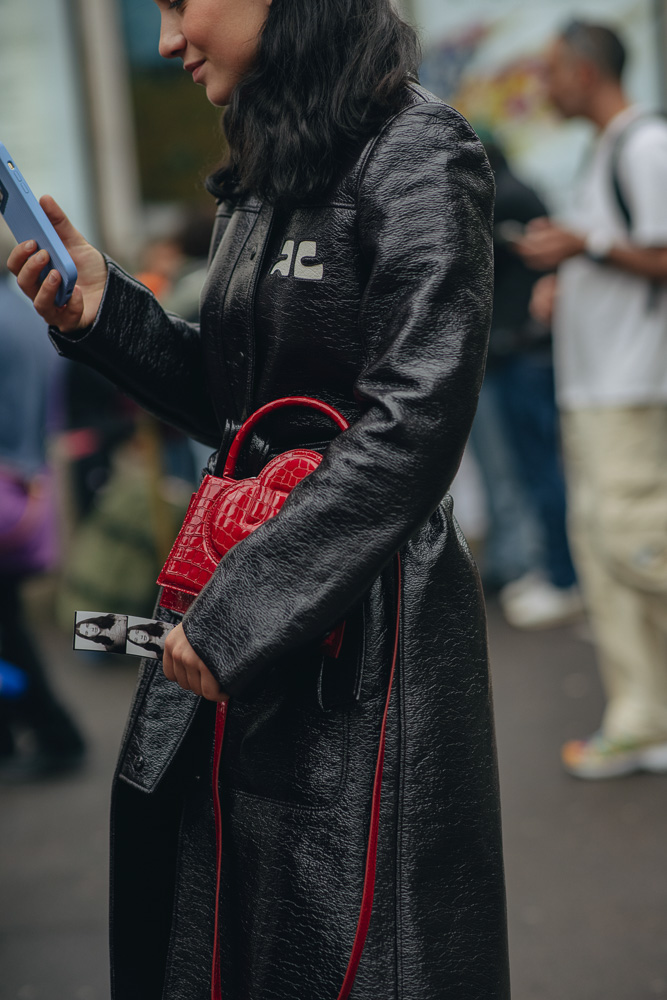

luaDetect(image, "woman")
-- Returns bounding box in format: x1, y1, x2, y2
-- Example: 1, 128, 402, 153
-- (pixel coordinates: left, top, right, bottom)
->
74, 613, 127, 653
9, 0, 508, 997
127, 621, 172, 656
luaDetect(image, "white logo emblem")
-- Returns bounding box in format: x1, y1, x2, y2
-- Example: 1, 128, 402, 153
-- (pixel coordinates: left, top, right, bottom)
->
270, 240, 323, 281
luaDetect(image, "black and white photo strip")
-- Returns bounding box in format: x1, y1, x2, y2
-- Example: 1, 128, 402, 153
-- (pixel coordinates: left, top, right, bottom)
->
126, 616, 175, 658
73, 612, 175, 659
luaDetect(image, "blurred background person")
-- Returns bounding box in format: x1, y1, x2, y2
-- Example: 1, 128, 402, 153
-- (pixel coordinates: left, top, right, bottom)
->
134, 234, 186, 301
0, 222, 86, 781
52, 213, 215, 630
519, 20, 667, 779
154, 206, 217, 479
61, 363, 136, 521
471, 134, 581, 629
161, 206, 215, 323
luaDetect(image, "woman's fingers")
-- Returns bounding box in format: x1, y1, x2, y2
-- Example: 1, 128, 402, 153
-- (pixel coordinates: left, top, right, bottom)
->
11, 243, 47, 297
163, 627, 183, 683
7, 239, 37, 279
15, 249, 86, 330
172, 658, 194, 694
6, 195, 108, 333
40, 194, 87, 251
200, 667, 228, 704
183, 660, 204, 698
162, 642, 177, 683
32, 268, 85, 326
9, 241, 83, 329
162, 624, 227, 703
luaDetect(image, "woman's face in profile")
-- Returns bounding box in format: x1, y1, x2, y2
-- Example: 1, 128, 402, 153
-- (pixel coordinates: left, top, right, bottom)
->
154, 0, 272, 107
79, 623, 101, 638
129, 629, 150, 646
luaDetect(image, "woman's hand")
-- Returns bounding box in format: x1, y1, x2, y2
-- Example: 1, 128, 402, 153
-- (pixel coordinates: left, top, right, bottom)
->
7, 195, 108, 333
163, 624, 229, 703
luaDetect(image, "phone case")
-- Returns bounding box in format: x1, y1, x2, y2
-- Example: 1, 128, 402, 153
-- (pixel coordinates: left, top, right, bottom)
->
0, 142, 77, 307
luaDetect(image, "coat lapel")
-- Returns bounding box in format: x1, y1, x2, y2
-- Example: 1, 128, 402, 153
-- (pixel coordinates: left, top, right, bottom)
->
200, 199, 274, 425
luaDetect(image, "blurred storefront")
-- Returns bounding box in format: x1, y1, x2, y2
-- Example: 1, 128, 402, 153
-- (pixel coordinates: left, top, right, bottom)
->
414, 0, 667, 209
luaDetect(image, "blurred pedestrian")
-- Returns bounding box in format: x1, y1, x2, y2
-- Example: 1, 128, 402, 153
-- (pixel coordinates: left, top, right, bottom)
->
0, 222, 85, 781
518, 20, 667, 778
158, 207, 219, 483
161, 206, 215, 323
7, 0, 509, 997
474, 137, 580, 628
61, 361, 135, 521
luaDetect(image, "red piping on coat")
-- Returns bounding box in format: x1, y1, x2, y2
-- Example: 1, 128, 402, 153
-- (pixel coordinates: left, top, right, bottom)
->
210, 553, 401, 999
211, 698, 227, 1000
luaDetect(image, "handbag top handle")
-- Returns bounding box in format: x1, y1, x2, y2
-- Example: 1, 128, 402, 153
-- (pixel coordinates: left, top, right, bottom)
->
223, 396, 350, 479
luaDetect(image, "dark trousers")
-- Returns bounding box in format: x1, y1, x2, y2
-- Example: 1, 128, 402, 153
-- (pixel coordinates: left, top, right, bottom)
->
494, 353, 577, 590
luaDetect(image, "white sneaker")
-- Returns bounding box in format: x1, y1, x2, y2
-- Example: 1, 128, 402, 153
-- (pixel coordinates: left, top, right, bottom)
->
500, 579, 584, 630
499, 572, 545, 603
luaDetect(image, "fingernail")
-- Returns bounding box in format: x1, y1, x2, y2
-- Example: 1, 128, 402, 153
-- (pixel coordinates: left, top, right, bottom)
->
37, 250, 48, 262
24, 240, 36, 252
48, 270, 59, 284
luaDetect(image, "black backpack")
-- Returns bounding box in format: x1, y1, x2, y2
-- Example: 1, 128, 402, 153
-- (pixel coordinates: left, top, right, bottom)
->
610, 112, 666, 229
609, 112, 666, 309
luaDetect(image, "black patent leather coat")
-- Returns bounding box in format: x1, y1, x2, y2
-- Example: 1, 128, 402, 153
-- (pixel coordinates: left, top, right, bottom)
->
51, 86, 510, 1000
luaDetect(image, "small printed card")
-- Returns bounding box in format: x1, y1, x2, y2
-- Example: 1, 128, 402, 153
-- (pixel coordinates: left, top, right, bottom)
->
73, 612, 175, 659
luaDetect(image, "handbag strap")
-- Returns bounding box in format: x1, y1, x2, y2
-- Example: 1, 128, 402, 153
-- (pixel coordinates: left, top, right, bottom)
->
223, 396, 350, 478
210, 553, 402, 1000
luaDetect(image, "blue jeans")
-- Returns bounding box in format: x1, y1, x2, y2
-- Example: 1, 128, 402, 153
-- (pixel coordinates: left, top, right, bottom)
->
494, 353, 577, 590
469, 375, 542, 587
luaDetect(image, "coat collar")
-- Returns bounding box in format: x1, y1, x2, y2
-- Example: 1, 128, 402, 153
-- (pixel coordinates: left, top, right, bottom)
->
200, 198, 274, 428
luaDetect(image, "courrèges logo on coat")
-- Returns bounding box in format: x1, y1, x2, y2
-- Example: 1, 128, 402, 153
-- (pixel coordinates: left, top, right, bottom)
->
270, 240, 324, 281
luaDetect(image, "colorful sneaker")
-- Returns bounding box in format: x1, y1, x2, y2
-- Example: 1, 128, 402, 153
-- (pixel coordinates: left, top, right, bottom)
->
562, 732, 667, 779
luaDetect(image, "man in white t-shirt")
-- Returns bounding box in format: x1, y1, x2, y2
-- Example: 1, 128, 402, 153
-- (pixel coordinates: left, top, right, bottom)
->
518, 20, 667, 779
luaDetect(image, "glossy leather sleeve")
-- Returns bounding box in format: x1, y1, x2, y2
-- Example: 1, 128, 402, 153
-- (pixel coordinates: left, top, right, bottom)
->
48, 260, 221, 446
183, 104, 494, 695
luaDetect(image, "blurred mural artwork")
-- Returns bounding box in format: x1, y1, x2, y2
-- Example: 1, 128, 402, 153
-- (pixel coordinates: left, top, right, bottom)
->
416, 0, 664, 208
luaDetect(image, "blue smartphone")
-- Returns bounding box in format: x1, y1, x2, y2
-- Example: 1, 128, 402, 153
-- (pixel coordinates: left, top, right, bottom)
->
0, 142, 77, 307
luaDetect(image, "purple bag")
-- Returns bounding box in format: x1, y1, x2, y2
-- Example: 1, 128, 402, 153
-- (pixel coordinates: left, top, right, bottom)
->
0, 467, 58, 575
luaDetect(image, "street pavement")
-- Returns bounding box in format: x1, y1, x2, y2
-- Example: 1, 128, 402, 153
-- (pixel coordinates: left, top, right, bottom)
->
1, 595, 666, 1000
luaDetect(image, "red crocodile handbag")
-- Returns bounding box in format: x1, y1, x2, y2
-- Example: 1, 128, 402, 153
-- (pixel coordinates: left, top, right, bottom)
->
156, 396, 401, 1000
157, 395, 349, 655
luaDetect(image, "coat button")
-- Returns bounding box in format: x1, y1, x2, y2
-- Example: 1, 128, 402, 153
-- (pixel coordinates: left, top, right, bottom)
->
133, 754, 144, 772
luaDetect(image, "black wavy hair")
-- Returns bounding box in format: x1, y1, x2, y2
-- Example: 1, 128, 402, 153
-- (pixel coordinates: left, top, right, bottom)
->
206, 0, 421, 207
